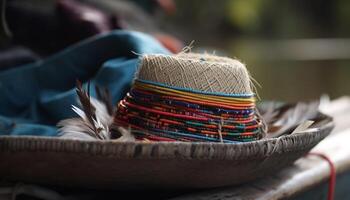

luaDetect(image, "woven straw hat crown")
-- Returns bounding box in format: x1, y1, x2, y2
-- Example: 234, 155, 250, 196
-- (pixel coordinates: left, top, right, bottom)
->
136, 53, 253, 95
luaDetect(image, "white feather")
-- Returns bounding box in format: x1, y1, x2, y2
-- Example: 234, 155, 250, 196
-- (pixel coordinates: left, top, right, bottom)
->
115, 127, 136, 142
57, 97, 135, 141
71, 105, 86, 119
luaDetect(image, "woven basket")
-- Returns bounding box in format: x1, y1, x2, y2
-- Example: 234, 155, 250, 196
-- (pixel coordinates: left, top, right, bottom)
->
0, 113, 333, 190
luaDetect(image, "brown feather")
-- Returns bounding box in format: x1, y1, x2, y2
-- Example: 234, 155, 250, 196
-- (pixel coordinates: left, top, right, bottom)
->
58, 81, 135, 142
75, 80, 103, 139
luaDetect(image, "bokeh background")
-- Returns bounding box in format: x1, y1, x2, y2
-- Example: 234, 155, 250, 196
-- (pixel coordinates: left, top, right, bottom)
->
158, 0, 350, 102
3, 0, 350, 102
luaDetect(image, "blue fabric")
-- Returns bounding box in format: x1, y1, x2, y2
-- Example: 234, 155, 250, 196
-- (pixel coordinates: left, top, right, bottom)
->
0, 31, 169, 136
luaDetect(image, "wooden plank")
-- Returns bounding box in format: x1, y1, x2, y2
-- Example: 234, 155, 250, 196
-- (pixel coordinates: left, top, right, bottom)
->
171, 97, 350, 200
320, 97, 350, 134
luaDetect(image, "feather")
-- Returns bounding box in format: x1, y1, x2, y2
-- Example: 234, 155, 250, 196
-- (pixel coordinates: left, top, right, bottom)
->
57, 81, 135, 141
90, 97, 113, 126
58, 102, 109, 140
114, 126, 135, 142
259, 101, 320, 138
57, 118, 97, 140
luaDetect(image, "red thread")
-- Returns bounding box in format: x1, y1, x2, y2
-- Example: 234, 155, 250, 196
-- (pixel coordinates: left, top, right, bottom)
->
122, 100, 209, 121
307, 152, 336, 200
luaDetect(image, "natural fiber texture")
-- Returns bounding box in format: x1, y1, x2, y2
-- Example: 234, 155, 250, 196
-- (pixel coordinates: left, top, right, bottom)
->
136, 53, 253, 95
0, 117, 333, 189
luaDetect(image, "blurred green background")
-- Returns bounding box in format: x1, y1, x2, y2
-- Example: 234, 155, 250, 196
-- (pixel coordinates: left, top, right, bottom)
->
3, 0, 350, 102
157, 0, 350, 102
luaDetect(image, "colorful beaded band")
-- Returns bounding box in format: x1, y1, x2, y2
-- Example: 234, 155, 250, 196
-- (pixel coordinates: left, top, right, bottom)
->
115, 80, 264, 143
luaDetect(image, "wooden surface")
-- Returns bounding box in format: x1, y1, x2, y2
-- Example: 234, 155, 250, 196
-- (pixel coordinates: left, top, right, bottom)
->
171, 97, 350, 200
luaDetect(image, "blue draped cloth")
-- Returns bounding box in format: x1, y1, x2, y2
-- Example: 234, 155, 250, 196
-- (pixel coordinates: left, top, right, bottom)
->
0, 31, 169, 136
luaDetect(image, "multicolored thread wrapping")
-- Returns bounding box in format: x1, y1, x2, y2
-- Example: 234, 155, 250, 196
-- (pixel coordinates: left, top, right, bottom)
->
115, 79, 265, 143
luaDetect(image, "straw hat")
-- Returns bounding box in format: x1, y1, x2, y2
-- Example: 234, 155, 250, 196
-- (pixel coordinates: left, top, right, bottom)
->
114, 53, 265, 142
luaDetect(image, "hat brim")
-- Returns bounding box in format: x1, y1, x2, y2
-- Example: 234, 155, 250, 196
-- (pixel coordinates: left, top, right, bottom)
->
0, 114, 333, 190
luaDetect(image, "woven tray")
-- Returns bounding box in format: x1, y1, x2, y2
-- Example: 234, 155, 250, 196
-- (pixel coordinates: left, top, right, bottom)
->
0, 114, 333, 190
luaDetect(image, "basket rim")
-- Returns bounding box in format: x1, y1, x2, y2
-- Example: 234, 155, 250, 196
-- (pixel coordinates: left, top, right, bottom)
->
0, 119, 334, 161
